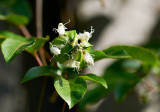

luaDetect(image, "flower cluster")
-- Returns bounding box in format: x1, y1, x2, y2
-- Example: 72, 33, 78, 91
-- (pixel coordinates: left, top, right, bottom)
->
50, 22, 95, 71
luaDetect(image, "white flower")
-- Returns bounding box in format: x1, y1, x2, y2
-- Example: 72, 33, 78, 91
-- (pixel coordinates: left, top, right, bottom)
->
50, 46, 61, 55
63, 59, 80, 69
53, 20, 70, 36
83, 52, 94, 65
55, 23, 66, 36
78, 26, 95, 42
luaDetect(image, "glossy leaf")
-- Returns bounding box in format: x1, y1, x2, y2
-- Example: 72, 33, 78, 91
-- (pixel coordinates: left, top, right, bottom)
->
1, 32, 35, 63
65, 30, 77, 40
26, 36, 50, 54
80, 74, 107, 89
90, 50, 107, 61
54, 76, 87, 109
21, 66, 62, 83
103, 45, 158, 66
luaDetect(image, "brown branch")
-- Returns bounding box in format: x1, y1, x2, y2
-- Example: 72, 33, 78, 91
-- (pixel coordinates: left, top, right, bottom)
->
19, 25, 32, 38
39, 48, 48, 66
36, 0, 43, 37
34, 51, 43, 66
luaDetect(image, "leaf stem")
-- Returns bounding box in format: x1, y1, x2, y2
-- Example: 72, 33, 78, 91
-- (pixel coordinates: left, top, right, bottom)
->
35, 1, 49, 112
62, 101, 66, 112
34, 51, 43, 66
19, 25, 31, 38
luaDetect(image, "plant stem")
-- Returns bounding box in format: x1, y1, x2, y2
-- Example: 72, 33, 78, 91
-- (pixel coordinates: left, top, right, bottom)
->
19, 25, 31, 38
18, 25, 43, 67
36, 0, 43, 37
34, 51, 43, 66
36, 0, 49, 112
62, 101, 66, 112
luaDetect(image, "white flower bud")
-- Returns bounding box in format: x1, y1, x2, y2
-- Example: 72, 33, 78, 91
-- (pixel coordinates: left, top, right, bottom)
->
77, 26, 95, 42
50, 46, 61, 55
83, 52, 94, 65
53, 20, 70, 36
57, 23, 66, 36
63, 59, 80, 69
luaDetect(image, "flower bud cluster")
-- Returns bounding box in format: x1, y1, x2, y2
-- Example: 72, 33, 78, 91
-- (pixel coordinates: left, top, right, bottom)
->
50, 22, 95, 71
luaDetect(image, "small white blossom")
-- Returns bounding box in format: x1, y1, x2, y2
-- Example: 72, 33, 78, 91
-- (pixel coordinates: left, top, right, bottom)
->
53, 20, 70, 36
83, 52, 94, 65
50, 46, 61, 55
78, 26, 95, 42
63, 59, 80, 69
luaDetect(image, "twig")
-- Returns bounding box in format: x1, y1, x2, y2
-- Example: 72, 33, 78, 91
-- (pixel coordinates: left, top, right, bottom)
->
19, 25, 32, 38
36, 0, 43, 37
36, 0, 50, 112
62, 101, 66, 112
39, 48, 48, 66
18, 25, 43, 67
43, 48, 52, 62
34, 51, 43, 66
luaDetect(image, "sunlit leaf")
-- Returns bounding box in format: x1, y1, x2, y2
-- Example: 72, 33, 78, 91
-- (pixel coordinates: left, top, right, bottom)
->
54, 76, 87, 109
103, 45, 158, 66
80, 74, 107, 89
0, 31, 35, 63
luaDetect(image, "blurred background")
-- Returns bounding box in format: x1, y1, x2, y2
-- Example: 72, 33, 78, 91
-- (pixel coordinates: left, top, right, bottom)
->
1, 0, 160, 112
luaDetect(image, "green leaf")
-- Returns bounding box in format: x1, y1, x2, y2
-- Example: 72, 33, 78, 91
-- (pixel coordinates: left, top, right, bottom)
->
26, 36, 50, 54
80, 74, 107, 89
54, 76, 87, 109
21, 66, 62, 83
0, 0, 32, 19
4, 13, 29, 25
50, 36, 68, 46
103, 45, 158, 66
90, 50, 107, 61
1, 32, 35, 63
52, 44, 73, 64
65, 30, 77, 40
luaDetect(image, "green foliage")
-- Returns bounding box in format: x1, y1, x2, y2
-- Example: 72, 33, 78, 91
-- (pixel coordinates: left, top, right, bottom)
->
80, 74, 107, 89
26, 36, 50, 54
0, 0, 31, 26
0, 0, 32, 19
91, 45, 158, 66
103, 45, 158, 66
0, 10, 158, 111
21, 66, 62, 83
1, 31, 35, 63
79, 60, 150, 110
54, 76, 87, 109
